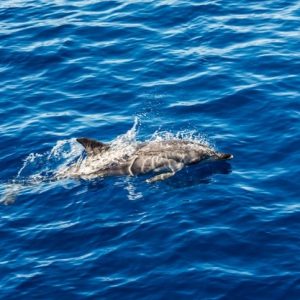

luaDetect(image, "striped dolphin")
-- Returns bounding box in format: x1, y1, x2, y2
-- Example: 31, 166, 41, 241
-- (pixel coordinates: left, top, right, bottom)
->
56, 138, 233, 183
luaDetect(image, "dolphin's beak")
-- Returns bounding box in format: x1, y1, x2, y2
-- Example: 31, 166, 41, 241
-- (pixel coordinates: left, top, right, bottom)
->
218, 153, 233, 160
211, 153, 233, 160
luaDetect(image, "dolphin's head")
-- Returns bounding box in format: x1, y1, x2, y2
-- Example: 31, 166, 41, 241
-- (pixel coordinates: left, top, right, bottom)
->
194, 143, 233, 163
189, 142, 233, 163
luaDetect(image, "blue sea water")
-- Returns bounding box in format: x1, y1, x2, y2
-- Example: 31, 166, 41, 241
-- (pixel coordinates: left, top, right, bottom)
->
1, 0, 300, 299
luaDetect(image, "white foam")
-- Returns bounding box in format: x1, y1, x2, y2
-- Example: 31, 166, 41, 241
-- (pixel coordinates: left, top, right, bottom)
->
149, 129, 211, 148
17, 152, 43, 178
16, 138, 83, 182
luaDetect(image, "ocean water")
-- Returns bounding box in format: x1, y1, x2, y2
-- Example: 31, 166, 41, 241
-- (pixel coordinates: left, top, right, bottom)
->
1, 0, 300, 299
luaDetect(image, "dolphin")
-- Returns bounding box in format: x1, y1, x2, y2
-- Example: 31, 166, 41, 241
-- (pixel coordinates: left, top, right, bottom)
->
0, 137, 233, 204
55, 138, 233, 183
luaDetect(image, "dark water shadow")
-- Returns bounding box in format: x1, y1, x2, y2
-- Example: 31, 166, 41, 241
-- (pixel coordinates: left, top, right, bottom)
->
81, 178, 107, 190
165, 161, 232, 188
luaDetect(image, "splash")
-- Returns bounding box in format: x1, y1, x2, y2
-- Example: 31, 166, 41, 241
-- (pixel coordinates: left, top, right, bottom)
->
16, 138, 83, 182
110, 116, 140, 150
149, 129, 212, 149
1, 138, 83, 204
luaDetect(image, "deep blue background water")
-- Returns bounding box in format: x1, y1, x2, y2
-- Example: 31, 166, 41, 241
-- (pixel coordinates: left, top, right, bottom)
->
1, 0, 300, 299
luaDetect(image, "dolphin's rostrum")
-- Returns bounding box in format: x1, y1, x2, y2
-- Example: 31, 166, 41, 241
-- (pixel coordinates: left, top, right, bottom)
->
56, 137, 233, 183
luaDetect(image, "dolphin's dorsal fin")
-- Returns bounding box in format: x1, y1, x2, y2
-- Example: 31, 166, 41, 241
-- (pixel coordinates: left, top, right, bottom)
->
76, 138, 109, 156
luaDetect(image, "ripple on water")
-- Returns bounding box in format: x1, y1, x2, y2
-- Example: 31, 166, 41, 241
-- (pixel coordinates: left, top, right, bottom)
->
1, 0, 300, 299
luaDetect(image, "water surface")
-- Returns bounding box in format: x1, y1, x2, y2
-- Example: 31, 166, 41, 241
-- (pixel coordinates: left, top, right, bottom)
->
1, 0, 300, 299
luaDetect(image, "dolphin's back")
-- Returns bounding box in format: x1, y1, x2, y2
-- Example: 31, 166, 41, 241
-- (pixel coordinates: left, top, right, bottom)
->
136, 140, 210, 162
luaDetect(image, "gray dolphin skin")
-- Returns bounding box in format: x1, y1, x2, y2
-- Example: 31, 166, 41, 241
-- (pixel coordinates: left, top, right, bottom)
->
57, 138, 233, 183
